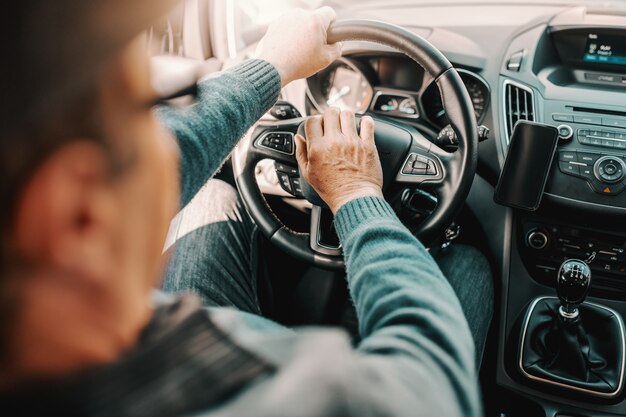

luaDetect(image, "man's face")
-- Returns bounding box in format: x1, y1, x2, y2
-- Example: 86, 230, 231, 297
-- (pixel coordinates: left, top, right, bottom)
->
101, 38, 181, 308
10, 37, 181, 365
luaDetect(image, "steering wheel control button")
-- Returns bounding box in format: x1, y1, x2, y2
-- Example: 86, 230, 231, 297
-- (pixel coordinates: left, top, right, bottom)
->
557, 124, 574, 141
291, 177, 303, 196
412, 159, 429, 170
278, 173, 293, 194
594, 156, 625, 184
401, 154, 417, 174
256, 132, 295, 155
401, 153, 438, 176
275, 162, 298, 176
527, 230, 549, 250
282, 135, 294, 154
425, 161, 438, 175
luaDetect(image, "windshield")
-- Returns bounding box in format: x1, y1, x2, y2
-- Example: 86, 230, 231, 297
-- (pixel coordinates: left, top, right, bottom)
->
229, 0, 615, 56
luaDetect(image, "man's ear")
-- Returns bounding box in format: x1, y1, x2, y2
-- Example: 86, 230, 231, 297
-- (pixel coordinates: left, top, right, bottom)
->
13, 141, 119, 285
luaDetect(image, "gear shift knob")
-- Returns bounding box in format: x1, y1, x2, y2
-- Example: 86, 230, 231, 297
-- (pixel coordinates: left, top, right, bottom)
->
556, 259, 591, 320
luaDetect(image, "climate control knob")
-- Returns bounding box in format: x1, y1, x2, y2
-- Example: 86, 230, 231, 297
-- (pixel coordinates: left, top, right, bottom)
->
594, 156, 626, 184
527, 230, 549, 250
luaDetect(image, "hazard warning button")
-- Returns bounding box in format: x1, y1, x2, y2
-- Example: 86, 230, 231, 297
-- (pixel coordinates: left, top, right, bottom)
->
590, 179, 626, 195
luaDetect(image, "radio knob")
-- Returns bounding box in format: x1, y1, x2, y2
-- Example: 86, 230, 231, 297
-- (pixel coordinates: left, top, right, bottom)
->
557, 124, 573, 142
527, 230, 549, 250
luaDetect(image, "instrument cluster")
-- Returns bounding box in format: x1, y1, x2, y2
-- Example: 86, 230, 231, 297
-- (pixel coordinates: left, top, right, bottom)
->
306, 55, 490, 129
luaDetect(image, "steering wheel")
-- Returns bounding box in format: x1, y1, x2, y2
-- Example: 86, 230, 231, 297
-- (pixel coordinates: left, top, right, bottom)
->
232, 19, 478, 270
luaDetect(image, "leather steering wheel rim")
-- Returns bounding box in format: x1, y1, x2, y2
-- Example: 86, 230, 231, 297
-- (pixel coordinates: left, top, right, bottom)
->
232, 19, 478, 270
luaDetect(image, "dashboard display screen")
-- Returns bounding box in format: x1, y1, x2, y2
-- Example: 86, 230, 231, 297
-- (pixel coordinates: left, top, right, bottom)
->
376, 57, 423, 91
583, 33, 626, 66
552, 28, 626, 71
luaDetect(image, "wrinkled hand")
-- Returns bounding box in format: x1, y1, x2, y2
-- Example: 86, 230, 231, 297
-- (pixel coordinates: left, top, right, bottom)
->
255, 7, 342, 86
295, 108, 383, 214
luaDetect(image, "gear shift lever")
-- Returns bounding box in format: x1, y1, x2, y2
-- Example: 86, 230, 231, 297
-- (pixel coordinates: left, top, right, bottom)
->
556, 259, 591, 321
519, 258, 625, 397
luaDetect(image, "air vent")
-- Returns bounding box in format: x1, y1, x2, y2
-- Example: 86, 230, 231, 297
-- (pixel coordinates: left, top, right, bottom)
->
503, 80, 535, 142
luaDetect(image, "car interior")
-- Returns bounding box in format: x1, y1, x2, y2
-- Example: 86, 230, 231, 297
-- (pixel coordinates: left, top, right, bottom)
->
151, 1, 626, 416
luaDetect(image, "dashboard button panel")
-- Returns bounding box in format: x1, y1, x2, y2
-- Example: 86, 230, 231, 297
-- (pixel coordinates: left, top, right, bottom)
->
577, 128, 626, 149
558, 151, 626, 196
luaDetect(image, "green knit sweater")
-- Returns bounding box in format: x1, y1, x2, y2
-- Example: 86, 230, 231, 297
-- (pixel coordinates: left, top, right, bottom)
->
158, 59, 481, 417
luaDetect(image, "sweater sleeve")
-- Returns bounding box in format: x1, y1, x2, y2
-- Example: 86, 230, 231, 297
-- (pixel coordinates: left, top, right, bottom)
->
155, 59, 281, 208
333, 196, 481, 416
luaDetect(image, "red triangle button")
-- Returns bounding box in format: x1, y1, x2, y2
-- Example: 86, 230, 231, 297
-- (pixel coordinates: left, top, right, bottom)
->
604, 186, 612, 193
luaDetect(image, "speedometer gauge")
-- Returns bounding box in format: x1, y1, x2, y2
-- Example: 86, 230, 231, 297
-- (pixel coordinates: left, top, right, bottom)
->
306, 58, 376, 114
464, 78, 487, 121
323, 66, 373, 113
420, 69, 490, 128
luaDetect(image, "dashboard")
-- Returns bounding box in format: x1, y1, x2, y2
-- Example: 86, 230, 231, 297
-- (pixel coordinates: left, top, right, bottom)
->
305, 55, 490, 130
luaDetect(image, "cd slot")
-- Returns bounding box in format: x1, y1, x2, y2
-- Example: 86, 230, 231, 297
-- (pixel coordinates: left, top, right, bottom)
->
567, 106, 626, 118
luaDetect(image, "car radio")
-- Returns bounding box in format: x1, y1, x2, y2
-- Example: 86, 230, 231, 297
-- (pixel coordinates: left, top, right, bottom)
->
541, 104, 626, 208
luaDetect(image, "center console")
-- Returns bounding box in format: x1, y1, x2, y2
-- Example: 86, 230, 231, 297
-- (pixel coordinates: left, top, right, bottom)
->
495, 7, 626, 417
519, 217, 626, 299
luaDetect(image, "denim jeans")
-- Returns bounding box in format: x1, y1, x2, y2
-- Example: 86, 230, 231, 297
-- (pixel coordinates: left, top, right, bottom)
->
162, 179, 494, 362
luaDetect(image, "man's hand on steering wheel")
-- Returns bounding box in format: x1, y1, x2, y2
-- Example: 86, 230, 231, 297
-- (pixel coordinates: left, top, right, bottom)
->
295, 109, 383, 214
233, 19, 478, 269
255, 7, 342, 87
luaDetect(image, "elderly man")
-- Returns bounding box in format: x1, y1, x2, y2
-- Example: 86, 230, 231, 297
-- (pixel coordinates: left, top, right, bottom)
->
0, 1, 493, 416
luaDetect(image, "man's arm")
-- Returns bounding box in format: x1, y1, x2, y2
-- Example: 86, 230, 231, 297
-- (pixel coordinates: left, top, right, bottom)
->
156, 7, 341, 208
334, 197, 480, 416
156, 60, 281, 207
295, 110, 481, 415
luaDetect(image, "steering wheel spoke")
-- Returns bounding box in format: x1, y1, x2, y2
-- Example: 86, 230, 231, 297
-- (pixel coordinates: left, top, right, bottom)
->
390, 117, 474, 242
310, 205, 342, 256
